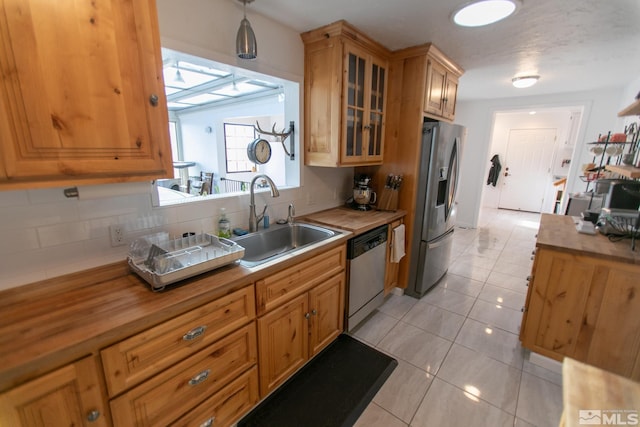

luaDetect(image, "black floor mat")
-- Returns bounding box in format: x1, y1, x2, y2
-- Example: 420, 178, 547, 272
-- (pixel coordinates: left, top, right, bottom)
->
238, 334, 397, 427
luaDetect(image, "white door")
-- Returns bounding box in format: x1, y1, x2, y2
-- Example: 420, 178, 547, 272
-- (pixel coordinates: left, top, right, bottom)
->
498, 128, 557, 212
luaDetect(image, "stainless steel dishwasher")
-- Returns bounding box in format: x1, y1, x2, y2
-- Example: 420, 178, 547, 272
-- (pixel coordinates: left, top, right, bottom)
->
346, 224, 388, 331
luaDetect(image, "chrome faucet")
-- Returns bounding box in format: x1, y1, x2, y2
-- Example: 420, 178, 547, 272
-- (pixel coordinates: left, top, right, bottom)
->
287, 203, 295, 225
249, 174, 280, 232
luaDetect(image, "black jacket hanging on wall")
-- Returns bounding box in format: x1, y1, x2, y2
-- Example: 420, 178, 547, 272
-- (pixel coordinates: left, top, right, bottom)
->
487, 154, 501, 187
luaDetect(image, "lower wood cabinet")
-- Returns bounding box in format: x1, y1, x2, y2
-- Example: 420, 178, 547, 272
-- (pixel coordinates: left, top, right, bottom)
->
520, 247, 640, 380
0, 356, 110, 427
173, 367, 259, 427
256, 245, 346, 397
110, 323, 257, 426
101, 286, 255, 396
0, 246, 348, 426
257, 293, 309, 396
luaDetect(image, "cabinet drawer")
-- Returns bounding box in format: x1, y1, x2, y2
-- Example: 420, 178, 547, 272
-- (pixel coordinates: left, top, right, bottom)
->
102, 285, 255, 396
110, 323, 257, 427
255, 245, 345, 315
172, 367, 259, 427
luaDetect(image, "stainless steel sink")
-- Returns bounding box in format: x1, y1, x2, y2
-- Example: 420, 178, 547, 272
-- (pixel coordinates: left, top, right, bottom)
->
233, 223, 340, 267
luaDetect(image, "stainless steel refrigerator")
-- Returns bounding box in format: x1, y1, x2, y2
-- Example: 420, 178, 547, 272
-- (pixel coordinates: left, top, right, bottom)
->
406, 121, 465, 298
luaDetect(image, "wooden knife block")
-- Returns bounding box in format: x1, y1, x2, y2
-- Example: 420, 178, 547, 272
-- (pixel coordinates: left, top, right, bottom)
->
377, 188, 399, 211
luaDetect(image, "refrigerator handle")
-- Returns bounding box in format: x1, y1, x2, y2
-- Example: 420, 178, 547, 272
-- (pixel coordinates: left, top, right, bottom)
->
445, 138, 459, 219
427, 228, 454, 249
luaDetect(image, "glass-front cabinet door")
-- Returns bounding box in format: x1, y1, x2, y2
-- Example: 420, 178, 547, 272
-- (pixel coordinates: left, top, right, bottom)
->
341, 42, 386, 165
367, 59, 386, 160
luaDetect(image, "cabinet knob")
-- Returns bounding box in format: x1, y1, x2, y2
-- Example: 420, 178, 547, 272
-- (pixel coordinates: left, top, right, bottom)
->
200, 417, 215, 427
86, 410, 101, 422
526, 275, 532, 281
188, 369, 211, 386
304, 312, 311, 319
312, 309, 318, 316
363, 124, 371, 130
149, 94, 159, 107
183, 325, 207, 341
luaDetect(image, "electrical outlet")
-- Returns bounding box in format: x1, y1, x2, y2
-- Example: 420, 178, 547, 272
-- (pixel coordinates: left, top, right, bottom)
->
109, 225, 126, 247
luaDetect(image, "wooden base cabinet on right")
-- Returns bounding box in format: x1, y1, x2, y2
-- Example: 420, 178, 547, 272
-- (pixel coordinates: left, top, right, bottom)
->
256, 245, 346, 397
520, 247, 640, 380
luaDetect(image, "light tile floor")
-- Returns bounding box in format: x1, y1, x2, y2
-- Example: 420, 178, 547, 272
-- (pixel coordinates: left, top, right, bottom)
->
352, 208, 564, 427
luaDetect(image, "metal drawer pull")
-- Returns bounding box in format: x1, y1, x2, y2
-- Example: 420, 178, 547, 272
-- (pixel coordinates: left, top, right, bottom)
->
183, 325, 207, 341
86, 410, 100, 422
188, 369, 211, 386
200, 417, 215, 427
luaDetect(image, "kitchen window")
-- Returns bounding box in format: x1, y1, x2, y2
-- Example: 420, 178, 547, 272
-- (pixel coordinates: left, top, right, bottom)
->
153, 48, 300, 206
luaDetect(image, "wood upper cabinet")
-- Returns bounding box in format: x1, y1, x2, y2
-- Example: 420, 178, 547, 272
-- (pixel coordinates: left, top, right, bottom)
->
0, 356, 110, 427
256, 245, 346, 396
424, 57, 458, 121
520, 247, 640, 380
423, 53, 461, 121
0, 0, 173, 190
301, 20, 389, 167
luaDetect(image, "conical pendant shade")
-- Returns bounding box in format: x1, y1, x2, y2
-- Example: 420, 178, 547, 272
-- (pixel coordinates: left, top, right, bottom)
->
236, 17, 257, 59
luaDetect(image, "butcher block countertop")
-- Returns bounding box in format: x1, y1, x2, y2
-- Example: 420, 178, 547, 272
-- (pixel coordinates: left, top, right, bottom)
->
560, 358, 640, 427
302, 207, 407, 235
0, 232, 349, 392
537, 214, 640, 264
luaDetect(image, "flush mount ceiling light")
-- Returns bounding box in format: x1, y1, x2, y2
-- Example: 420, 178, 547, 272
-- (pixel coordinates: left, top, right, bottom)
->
512, 75, 540, 88
452, 0, 520, 27
236, 0, 257, 60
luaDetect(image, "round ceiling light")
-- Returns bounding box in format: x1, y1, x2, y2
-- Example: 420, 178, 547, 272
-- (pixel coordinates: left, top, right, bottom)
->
452, 0, 520, 27
512, 75, 540, 88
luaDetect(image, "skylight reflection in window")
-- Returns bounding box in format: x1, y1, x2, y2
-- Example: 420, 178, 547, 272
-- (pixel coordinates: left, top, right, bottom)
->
162, 49, 281, 112
179, 93, 229, 105
213, 82, 270, 97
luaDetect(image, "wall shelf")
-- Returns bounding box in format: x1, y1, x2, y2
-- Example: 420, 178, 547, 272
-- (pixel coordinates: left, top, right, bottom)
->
604, 164, 640, 178
618, 99, 640, 117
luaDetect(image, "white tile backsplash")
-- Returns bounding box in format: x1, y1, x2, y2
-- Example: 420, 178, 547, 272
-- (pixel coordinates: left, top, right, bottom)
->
38, 221, 92, 247
0, 168, 353, 290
